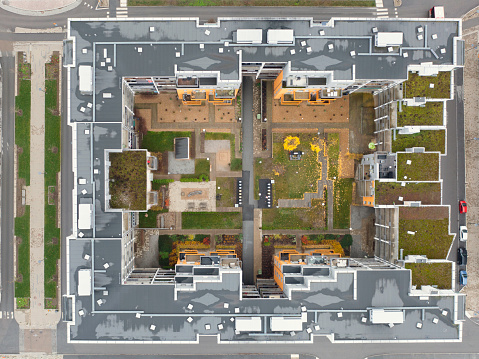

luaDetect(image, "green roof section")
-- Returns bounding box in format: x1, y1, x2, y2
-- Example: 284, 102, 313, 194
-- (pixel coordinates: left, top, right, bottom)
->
109, 150, 147, 211
374, 181, 441, 205
405, 262, 452, 289
396, 152, 440, 182
403, 71, 451, 99
397, 102, 443, 127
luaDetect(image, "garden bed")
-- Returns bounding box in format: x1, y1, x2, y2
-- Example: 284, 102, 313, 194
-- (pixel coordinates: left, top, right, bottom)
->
375, 181, 441, 205
403, 71, 451, 99
405, 262, 452, 289
397, 102, 443, 127
109, 150, 147, 210
15, 206, 30, 299
396, 153, 440, 182
15, 79, 31, 185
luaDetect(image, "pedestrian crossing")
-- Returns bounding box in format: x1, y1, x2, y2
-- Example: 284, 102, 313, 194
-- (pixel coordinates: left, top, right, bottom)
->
116, 7, 128, 18
375, 0, 399, 19
0, 311, 14, 319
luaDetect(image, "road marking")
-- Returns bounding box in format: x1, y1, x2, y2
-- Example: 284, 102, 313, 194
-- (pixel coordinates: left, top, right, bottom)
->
375, 0, 383, 7
378, 15, 389, 18
376, 8, 388, 13
0, 312, 3, 319
116, 14, 128, 17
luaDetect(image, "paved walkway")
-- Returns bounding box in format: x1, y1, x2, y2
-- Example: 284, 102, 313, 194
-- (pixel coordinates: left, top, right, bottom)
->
14, 43, 61, 330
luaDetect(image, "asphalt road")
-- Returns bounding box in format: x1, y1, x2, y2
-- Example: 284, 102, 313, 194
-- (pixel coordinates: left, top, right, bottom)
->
0, 53, 20, 353
443, 68, 467, 289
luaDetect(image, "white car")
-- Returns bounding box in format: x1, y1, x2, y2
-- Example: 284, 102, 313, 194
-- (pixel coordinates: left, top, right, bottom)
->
460, 226, 468, 241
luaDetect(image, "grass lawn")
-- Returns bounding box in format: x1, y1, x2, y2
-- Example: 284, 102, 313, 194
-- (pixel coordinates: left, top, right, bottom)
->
139, 209, 168, 228
141, 131, 191, 152
216, 177, 237, 207
256, 133, 322, 202
396, 153, 440, 182
15, 79, 31, 185
109, 151, 147, 210
44, 79, 61, 302
262, 207, 326, 230
15, 206, 30, 298
129, 0, 375, 6
204, 132, 243, 171
333, 179, 353, 229
16, 297, 30, 309
399, 217, 453, 259
182, 212, 242, 229
326, 133, 340, 179
375, 181, 441, 205
397, 102, 443, 127
403, 72, 451, 99
181, 159, 210, 181
158, 235, 174, 268
405, 263, 452, 289
392, 130, 445, 153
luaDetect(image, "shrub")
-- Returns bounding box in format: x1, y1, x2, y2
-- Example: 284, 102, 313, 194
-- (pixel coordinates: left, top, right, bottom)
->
325, 234, 338, 240
340, 234, 353, 248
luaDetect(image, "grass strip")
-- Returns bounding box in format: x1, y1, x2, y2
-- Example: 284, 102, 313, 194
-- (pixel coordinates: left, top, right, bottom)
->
44, 79, 61, 302
15, 79, 31, 186
333, 179, 353, 229
182, 212, 242, 229
15, 206, 30, 298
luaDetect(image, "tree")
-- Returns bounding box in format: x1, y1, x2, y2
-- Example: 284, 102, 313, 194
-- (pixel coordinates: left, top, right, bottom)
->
340, 234, 353, 249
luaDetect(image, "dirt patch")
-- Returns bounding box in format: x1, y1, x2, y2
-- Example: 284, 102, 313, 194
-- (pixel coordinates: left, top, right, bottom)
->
45, 51, 60, 81
399, 206, 448, 220
272, 96, 349, 123
16, 177, 26, 218
215, 105, 236, 123
48, 186, 57, 206
51, 146, 58, 154
348, 92, 375, 155
135, 93, 209, 126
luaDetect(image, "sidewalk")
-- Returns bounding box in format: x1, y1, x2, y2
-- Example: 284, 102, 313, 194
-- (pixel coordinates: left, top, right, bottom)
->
14, 43, 61, 330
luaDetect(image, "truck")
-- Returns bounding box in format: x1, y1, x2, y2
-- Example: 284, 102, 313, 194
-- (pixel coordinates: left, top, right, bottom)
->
429, 6, 445, 19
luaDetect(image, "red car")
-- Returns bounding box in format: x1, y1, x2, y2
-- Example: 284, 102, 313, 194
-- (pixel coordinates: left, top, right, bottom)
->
459, 201, 467, 214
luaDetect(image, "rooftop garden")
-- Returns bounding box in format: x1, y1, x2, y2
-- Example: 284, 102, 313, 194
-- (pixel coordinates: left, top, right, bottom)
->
204, 132, 242, 171
405, 262, 452, 289
397, 102, 444, 127
392, 130, 445, 153
403, 71, 451, 99
255, 133, 322, 202
141, 131, 192, 152
399, 209, 453, 259
182, 212, 242, 229
374, 181, 441, 205
109, 150, 147, 210
396, 153, 440, 182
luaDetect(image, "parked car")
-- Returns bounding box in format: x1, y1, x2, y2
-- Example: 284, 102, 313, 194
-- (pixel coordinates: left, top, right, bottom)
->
460, 226, 468, 241
459, 201, 468, 214
459, 270, 468, 286
457, 247, 467, 265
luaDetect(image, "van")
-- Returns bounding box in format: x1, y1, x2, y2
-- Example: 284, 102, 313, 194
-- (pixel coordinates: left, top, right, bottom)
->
459, 270, 467, 286
429, 6, 445, 19
460, 226, 468, 241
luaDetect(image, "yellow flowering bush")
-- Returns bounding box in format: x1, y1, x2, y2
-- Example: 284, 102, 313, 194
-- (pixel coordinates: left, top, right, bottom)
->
283, 136, 300, 151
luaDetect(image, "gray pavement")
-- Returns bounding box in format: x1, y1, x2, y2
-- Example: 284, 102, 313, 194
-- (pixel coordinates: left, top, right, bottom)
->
241, 76, 255, 285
